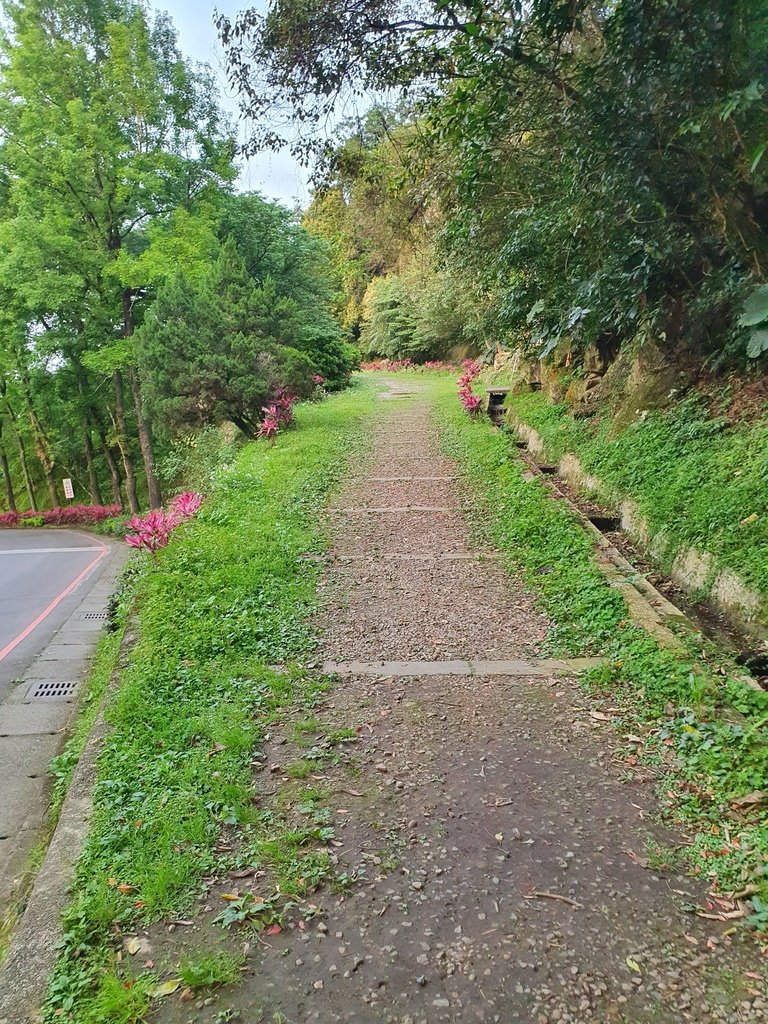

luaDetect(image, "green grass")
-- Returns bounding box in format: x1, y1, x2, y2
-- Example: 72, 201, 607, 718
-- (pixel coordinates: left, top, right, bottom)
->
179, 949, 244, 989
506, 390, 768, 600
42, 381, 379, 1023
434, 387, 768, 916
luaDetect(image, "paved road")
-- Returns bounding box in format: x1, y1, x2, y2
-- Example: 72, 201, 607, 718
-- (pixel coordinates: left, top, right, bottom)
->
0, 529, 108, 695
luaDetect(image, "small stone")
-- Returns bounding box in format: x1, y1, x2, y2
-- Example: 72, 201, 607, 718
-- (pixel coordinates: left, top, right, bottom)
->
416, 975, 427, 987
313, 980, 324, 991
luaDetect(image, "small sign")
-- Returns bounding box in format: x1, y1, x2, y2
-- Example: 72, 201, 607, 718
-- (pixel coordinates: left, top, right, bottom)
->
63, 478, 74, 500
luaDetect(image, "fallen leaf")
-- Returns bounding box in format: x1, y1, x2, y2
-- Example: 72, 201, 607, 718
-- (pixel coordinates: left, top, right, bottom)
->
125, 937, 141, 956
220, 892, 241, 901
494, 833, 504, 842
151, 978, 182, 999
730, 790, 766, 809
265, 924, 282, 936
590, 711, 610, 722
117, 884, 136, 894
740, 513, 758, 525
626, 957, 642, 974
207, 742, 226, 757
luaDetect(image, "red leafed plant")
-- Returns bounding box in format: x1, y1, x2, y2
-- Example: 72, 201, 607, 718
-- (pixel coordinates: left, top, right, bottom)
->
257, 386, 296, 442
125, 491, 203, 555
0, 504, 122, 529
457, 360, 483, 415
168, 490, 203, 522
258, 409, 281, 442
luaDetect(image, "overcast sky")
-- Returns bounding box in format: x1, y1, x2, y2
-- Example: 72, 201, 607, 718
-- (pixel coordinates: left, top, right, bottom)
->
158, 1, 311, 207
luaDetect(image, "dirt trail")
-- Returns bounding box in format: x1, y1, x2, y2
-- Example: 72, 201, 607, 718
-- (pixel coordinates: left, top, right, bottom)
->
161, 383, 763, 1024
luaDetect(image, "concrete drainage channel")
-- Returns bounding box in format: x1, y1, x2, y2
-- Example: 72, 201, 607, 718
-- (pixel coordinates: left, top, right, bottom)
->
508, 431, 767, 690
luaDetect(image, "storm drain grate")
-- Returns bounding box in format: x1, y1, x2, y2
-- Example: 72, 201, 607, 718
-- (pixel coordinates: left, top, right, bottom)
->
27, 679, 78, 700
82, 611, 108, 620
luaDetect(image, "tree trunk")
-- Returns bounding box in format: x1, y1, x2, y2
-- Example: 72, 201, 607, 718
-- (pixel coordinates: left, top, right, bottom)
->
122, 289, 161, 508
14, 423, 37, 511
19, 378, 58, 507
82, 418, 103, 505
127, 363, 162, 508
71, 357, 123, 509
0, 420, 16, 512
113, 369, 140, 513
100, 432, 123, 506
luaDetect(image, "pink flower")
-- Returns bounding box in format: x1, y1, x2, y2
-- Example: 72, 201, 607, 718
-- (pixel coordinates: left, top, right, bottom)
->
312, 374, 325, 385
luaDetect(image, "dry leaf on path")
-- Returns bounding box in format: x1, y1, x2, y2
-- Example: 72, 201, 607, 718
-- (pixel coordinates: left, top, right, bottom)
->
151, 978, 182, 998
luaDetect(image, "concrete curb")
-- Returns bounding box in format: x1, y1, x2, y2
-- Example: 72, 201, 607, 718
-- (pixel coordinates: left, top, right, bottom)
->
0, 555, 133, 1023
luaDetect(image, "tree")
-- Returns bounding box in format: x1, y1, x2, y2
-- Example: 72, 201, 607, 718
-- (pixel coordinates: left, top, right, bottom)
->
138, 238, 318, 438
0, 0, 236, 509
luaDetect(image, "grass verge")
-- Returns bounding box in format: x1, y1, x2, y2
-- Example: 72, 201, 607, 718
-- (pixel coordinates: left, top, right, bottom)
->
42, 381, 379, 1023
434, 387, 768, 932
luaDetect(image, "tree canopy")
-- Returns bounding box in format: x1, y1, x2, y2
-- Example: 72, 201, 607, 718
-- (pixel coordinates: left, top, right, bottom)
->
223, 1, 768, 368
0, 0, 354, 515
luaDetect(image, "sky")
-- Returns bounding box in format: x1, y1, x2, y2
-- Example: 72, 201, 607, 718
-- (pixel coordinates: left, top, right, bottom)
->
157, 0, 311, 207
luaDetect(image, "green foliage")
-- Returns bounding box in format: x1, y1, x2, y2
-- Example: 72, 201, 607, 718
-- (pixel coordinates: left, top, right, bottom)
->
507, 391, 768, 599
42, 382, 377, 1021
226, 1, 768, 372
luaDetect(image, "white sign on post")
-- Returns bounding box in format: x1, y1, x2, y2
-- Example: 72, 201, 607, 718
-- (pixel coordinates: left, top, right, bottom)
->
63, 478, 74, 500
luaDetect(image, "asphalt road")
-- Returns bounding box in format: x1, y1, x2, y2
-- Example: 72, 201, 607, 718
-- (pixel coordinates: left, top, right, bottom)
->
0, 529, 108, 694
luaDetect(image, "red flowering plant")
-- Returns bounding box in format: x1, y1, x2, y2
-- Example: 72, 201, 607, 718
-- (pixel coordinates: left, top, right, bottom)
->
258, 408, 281, 442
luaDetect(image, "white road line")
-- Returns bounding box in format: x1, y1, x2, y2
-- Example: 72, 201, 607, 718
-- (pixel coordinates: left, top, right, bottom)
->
0, 547, 103, 555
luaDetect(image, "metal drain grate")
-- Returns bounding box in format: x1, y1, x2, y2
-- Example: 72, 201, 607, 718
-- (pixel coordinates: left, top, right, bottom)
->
28, 679, 78, 700
82, 611, 108, 620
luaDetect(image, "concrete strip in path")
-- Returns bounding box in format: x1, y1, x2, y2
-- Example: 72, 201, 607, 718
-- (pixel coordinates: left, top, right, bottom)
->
323, 657, 605, 677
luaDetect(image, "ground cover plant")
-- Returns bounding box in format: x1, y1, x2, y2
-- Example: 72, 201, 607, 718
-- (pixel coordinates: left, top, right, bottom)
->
504, 390, 768, 602
431, 379, 768, 931
42, 382, 378, 1023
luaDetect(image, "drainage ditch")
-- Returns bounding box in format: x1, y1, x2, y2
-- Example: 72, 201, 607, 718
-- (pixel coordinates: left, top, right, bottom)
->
510, 433, 768, 689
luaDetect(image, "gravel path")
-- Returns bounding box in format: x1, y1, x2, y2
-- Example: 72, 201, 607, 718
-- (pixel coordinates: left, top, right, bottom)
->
157, 382, 764, 1024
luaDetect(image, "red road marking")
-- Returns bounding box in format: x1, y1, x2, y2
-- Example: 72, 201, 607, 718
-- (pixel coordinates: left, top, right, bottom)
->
0, 537, 108, 664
